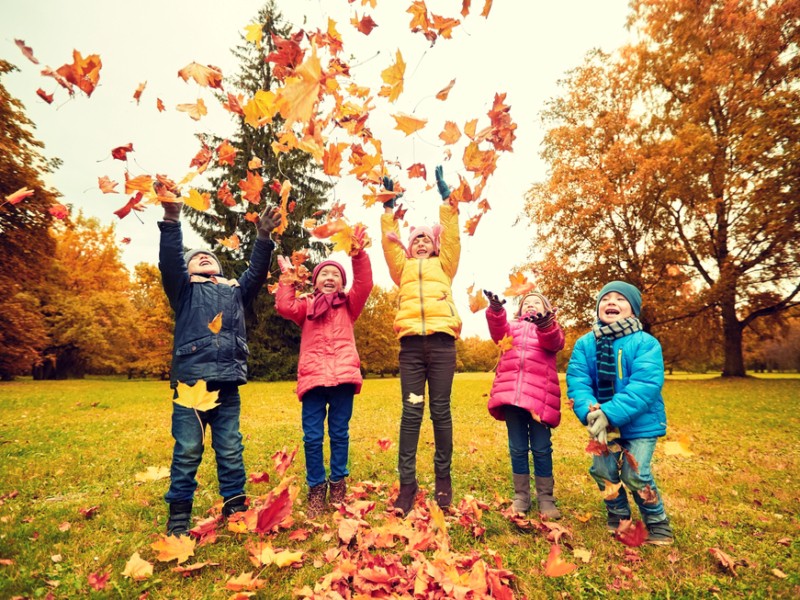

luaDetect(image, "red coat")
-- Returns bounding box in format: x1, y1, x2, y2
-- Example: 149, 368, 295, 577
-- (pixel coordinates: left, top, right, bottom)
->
276, 252, 373, 400
486, 307, 565, 427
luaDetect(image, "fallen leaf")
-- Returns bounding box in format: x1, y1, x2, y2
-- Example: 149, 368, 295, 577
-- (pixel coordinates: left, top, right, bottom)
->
151, 534, 196, 564
122, 552, 153, 580
134, 466, 170, 483
87, 570, 110, 590
407, 393, 424, 404
544, 544, 577, 577
663, 437, 694, 457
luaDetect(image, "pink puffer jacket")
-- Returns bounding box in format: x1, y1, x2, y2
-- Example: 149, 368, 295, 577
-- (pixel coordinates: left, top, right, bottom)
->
276, 251, 373, 400
486, 307, 565, 426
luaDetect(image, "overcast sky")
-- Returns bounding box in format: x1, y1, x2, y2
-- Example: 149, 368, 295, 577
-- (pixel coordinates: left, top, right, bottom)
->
3, 0, 631, 337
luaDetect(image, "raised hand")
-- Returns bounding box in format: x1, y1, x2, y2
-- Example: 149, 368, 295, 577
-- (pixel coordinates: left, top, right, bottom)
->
483, 290, 506, 312
435, 165, 451, 200
522, 310, 556, 329
382, 176, 403, 209
257, 206, 281, 239
162, 200, 183, 222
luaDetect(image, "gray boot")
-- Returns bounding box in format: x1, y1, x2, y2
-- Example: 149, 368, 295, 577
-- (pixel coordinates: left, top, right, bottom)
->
512, 473, 532, 513
534, 475, 562, 520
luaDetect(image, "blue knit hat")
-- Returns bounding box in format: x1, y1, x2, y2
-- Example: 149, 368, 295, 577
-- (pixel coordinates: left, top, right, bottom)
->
596, 281, 642, 317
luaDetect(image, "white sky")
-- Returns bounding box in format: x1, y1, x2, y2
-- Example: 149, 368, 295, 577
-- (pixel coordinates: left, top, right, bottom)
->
2, 0, 631, 337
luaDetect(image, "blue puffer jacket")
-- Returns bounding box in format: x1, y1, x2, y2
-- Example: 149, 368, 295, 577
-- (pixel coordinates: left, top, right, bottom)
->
566, 329, 667, 438
158, 221, 274, 387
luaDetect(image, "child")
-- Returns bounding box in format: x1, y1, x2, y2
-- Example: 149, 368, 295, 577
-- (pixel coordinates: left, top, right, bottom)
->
275, 238, 373, 518
380, 166, 461, 515
566, 281, 673, 545
484, 290, 565, 519
158, 200, 279, 536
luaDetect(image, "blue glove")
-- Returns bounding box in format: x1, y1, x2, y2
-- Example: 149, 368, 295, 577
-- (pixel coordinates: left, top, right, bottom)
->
382, 176, 403, 208
587, 409, 609, 445
435, 165, 450, 200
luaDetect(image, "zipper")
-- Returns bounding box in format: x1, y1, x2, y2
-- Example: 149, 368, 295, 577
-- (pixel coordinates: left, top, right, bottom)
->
617, 348, 623, 380
513, 322, 528, 406
417, 259, 426, 335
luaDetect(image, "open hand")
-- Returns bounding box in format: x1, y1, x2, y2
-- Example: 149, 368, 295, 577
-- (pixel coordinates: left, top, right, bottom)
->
483, 290, 506, 312
435, 165, 451, 200
162, 200, 183, 222
257, 206, 281, 239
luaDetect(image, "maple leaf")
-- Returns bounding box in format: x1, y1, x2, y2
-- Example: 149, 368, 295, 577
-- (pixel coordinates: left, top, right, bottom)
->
277, 44, 322, 125
172, 561, 218, 577
407, 163, 427, 180
36, 89, 54, 104
352, 13, 378, 35
436, 78, 456, 100
503, 271, 535, 297
183, 189, 211, 212
174, 381, 220, 412
439, 121, 462, 145
392, 113, 427, 135
496, 334, 513, 353
272, 446, 298, 477
87, 571, 110, 591
338, 518, 360, 544
615, 520, 648, 547
124, 173, 154, 195
122, 552, 153, 580
133, 81, 146, 104
111, 143, 134, 161
217, 181, 235, 207
464, 213, 482, 236
467, 285, 489, 313
217, 234, 241, 251
377, 438, 392, 450
239, 171, 264, 205
151, 534, 196, 564
134, 466, 170, 482
600, 479, 623, 501
544, 544, 577, 577
323, 142, 347, 176
266, 32, 306, 80
156, 98, 165, 112
432, 13, 461, 39
244, 22, 264, 47
585, 439, 610, 456
217, 140, 237, 166
255, 487, 293, 534
189, 144, 213, 173
636, 484, 659, 505
79, 505, 99, 518
15, 39, 39, 64
176, 98, 208, 121
56, 50, 102, 97
709, 547, 743, 575
378, 50, 405, 103
114, 193, 144, 220
5, 187, 35, 205
178, 62, 223, 89
249, 471, 270, 484
226, 572, 265, 591
97, 176, 118, 194
407, 1, 430, 30
463, 141, 498, 178
208, 312, 223, 335
49, 203, 69, 220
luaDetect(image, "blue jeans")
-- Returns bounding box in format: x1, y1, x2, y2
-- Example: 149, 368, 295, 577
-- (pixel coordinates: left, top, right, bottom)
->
590, 437, 668, 524
165, 384, 245, 503
398, 333, 457, 484
302, 384, 355, 488
503, 405, 553, 477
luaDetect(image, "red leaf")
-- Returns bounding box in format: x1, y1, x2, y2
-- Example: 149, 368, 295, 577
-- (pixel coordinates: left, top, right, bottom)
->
114, 192, 144, 220
255, 488, 292, 534
87, 571, 110, 591
111, 143, 134, 161
585, 439, 610, 456
15, 39, 39, 64
36, 89, 54, 104
79, 505, 99, 519
249, 471, 270, 484
615, 520, 648, 547
271, 446, 298, 477
49, 203, 69, 220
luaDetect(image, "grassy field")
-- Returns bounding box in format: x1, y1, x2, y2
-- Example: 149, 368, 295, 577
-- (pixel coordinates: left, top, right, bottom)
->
0, 374, 798, 598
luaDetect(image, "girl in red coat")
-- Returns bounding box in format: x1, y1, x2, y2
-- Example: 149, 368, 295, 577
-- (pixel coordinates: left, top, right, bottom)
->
276, 245, 373, 518
484, 290, 565, 518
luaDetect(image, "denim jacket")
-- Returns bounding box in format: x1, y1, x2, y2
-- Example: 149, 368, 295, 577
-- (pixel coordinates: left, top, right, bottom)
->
158, 221, 274, 387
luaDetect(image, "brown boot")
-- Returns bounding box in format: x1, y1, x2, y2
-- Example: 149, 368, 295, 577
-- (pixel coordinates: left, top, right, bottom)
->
512, 473, 532, 513
329, 478, 347, 504
394, 480, 418, 516
534, 475, 562, 520
435, 475, 452, 508
306, 482, 327, 519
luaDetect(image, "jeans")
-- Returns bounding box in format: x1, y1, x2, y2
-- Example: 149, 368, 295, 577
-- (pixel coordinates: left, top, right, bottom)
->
590, 437, 668, 524
503, 405, 553, 477
165, 384, 245, 503
301, 384, 355, 488
398, 333, 456, 484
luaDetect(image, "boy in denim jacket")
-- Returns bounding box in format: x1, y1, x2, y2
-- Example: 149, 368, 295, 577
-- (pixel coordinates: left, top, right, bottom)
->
158, 200, 279, 535
566, 281, 673, 545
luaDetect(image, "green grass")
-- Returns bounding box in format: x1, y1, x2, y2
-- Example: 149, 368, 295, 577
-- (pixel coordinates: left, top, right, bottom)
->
1, 375, 798, 598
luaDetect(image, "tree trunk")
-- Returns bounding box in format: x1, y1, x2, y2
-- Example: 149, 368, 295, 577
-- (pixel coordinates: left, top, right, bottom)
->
720, 299, 746, 377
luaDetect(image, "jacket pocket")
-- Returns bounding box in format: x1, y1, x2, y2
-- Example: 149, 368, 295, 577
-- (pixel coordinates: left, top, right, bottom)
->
176, 335, 214, 356
236, 335, 250, 358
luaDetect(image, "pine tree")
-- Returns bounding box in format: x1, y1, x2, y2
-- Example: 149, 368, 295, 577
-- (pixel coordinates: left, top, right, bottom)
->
182, 1, 332, 380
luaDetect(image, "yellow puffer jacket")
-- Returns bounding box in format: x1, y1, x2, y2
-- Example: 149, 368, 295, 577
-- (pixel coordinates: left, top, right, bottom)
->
381, 204, 462, 339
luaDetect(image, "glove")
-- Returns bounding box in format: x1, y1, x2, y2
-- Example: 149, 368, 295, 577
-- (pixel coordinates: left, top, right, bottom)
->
162, 200, 182, 222
382, 176, 403, 208
523, 310, 556, 329
587, 409, 609, 445
435, 165, 450, 200
257, 206, 281, 240
483, 290, 506, 312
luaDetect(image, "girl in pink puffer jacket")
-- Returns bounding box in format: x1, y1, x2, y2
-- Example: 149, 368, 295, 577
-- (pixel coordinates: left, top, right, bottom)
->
485, 290, 565, 519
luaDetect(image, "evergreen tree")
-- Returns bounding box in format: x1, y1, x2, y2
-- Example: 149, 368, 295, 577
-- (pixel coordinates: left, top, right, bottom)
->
183, 1, 332, 380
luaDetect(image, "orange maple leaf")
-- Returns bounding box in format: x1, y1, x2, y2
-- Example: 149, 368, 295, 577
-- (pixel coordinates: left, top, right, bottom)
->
36, 89, 54, 104
439, 121, 461, 145
124, 174, 154, 195
463, 142, 498, 177
56, 50, 102, 97
407, 163, 427, 180
217, 181, 235, 207
352, 13, 378, 35
467, 284, 489, 313
177, 62, 223, 89
216, 234, 240, 250
323, 142, 347, 176
392, 113, 427, 136
464, 118, 478, 139
226, 571, 265, 591
176, 98, 208, 121
481, 0, 494, 18
378, 50, 405, 103
151, 534, 196, 564
464, 213, 482, 236
156, 98, 165, 112
216, 140, 237, 166
310, 218, 348, 239
238, 171, 264, 205
497, 334, 513, 353
407, 1, 430, 30
543, 544, 577, 577
431, 14, 461, 39
98, 176, 118, 194
133, 81, 146, 104
277, 44, 322, 125
503, 271, 535, 297
435, 78, 456, 100
5, 187, 35, 205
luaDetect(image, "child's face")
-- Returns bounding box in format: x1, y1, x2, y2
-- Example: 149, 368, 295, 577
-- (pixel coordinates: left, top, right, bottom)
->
187, 253, 219, 276
410, 234, 434, 258
521, 295, 545, 316
598, 291, 633, 324
315, 265, 343, 294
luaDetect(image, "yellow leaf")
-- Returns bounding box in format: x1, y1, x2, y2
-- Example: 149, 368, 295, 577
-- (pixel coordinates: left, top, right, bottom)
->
273, 549, 304, 568
208, 312, 223, 334
573, 548, 592, 563
467, 284, 488, 313
122, 552, 153, 580
378, 49, 405, 103
134, 466, 170, 483
244, 23, 264, 47
496, 334, 513, 353
277, 45, 322, 125
243, 89, 277, 128
663, 436, 694, 457
216, 234, 241, 250
330, 223, 355, 254
151, 534, 196, 564
176, 98, 208, 121
392, 112, 427, 136
174, 381, 220, 412
183, 189, 211, 212
226, 571, 265, 592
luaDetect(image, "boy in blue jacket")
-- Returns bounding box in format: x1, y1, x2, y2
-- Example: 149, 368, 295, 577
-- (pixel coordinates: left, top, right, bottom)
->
566, 281, 673, 545
158, 199, 279, 536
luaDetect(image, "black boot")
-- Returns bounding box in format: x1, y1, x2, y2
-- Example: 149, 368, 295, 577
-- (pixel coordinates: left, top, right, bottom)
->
167, 500, 193, 537
435, 475, 452, 508
394, 480, 418, 516
222, 494, 247, 518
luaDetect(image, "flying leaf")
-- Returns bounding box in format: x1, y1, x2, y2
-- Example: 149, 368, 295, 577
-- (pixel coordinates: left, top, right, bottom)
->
124, 173, 154, 195
277, 44, 322, 125
352, 13, 378, 35
244, 23, 264, 47
134, 466, 170, 482
481, 0, 494, 17
311, 218, 348, 240
178, 62, 223, 89
217, 234, 240, 251
122, 552, 153, 580
431, 14, 461, 39
217, 140, 237, 166
503, 271, 535, 297
249, 471, 270, 484
183, 189, 211, 212
56, 50, 102, 97
497, 334, 513, 353
176, 98, 208, 121
208, 312, 223, 334
378, 50, 405, 103
156, 98, 165, 112
323, 142, 347, 176
111, 143, 134, 161
464, 213, 482, 236
407, 163, 427, 180
271, 446, 298, 477
435, 78, 456, 100
5, 187, 35, 205
544, 544, 577, 577
439, 121, 461, 145
15, 39, 39, 64
49, 203, 69, 220
217, 181, 235, 207
255, 487, 293, 534
615, 519, 647, 547
36, 88, 54, 104
133, 81, 146, 104
467, 285, 489, 313
98, 176, 118, 194
239, 171, 264, 205
174, 381, 220, 412
189, 144, 213, 173
392, 113, 427, 135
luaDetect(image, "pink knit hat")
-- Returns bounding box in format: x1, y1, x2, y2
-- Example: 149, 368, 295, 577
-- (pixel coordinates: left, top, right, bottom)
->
311, 260, 347, 288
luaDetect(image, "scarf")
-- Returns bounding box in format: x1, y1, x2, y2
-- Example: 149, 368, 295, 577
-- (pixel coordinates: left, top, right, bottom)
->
308, 290, 347, 321
592, 317, 642, 403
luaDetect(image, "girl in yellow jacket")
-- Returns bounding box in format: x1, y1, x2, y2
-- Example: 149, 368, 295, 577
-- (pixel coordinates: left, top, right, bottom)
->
380, 165, 461, 516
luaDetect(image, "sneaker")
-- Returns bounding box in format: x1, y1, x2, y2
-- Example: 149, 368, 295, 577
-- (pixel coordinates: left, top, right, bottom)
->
645, 518, 674, 546
329, 478, 347, 504
306, 482, 328, 519
607, 512, 631, 533
222, 494, 248, 518
166, 500, 193, 536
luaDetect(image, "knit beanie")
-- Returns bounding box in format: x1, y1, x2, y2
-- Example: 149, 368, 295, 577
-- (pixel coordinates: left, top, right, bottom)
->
184, 249, 222, 275
596, 281, 642, 317
312, 260, 347, 289
517, 292, 553, 317
407, 225, 441, 257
